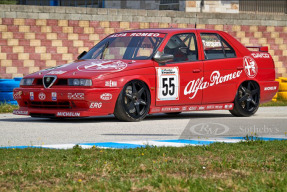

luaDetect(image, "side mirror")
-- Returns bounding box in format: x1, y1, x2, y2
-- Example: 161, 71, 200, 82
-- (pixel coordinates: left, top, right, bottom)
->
77, 51, 87, 60
153, 51, 174, 65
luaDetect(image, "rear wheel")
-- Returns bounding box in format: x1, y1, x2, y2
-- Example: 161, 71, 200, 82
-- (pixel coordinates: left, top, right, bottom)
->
114, 80, 151, 122
230, 81, 260, 117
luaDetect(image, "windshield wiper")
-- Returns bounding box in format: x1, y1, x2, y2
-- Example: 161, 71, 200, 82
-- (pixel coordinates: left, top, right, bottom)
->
100, 41, 110, 59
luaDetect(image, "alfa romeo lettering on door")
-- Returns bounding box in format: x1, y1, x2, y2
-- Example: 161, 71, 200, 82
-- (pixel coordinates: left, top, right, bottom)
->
156, 67, 179, 101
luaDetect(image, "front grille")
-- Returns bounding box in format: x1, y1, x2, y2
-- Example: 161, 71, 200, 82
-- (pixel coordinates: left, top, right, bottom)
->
29, 101, 71, 109
43, 76, 57, 88
35, 78, 68, 86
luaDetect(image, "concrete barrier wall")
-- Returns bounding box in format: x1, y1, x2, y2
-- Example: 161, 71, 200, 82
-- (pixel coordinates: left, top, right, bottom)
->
0, 5, 286, 78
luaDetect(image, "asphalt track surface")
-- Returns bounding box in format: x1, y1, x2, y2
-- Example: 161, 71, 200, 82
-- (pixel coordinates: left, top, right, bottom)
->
0, 107, 286, 147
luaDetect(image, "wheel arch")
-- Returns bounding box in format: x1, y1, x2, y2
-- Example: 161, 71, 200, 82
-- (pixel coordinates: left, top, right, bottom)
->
233, 79, 261, 102
113, 76, 154, 111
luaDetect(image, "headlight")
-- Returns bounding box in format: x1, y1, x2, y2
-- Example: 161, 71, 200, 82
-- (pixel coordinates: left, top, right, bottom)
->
68, 79, 92, 86
20, 78, 34, 86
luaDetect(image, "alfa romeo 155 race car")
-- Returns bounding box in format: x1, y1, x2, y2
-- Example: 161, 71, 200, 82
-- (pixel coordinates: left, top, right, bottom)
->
13, 28, 278, 121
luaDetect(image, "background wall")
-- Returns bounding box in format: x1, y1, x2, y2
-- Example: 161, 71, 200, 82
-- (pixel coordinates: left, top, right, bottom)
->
0, 4, 286, 79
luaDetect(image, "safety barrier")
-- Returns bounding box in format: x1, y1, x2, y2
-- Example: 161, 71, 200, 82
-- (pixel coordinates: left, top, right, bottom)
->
273, 77, 287, 102
0, 78, 22, 105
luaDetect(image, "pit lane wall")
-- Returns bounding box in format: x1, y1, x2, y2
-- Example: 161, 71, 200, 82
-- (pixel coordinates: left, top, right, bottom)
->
0, 4, 286, 79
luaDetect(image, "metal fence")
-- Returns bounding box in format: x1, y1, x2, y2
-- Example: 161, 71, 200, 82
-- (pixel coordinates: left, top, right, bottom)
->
18, 0, 104, 8
239, 0, 287, 14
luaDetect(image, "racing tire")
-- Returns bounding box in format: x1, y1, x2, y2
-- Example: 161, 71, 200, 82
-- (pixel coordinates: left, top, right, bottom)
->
114, 80, 151, 122
229, 81, 260, 117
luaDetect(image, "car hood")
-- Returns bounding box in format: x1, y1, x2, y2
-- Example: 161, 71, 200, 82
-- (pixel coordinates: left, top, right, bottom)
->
26, 59, 154, 79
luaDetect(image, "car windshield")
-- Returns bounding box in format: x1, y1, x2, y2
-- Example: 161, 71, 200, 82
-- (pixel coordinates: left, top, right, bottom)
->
81, 32, 166, 60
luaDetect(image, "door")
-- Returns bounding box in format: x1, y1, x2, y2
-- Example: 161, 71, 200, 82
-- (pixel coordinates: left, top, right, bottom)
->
156, 33, 203, 106
200, 33, 245, 104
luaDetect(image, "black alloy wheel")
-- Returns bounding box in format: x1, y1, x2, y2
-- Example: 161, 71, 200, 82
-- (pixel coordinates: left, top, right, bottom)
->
230, 81, 260, 117
114, 80, 151, 121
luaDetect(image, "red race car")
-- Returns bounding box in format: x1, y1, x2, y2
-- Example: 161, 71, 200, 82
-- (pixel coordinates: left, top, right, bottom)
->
13, 28, 278, 121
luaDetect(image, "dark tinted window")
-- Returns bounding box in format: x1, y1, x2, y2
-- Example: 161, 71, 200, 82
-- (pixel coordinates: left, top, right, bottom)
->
164, 33, 198, 63
201, 33, 236, 60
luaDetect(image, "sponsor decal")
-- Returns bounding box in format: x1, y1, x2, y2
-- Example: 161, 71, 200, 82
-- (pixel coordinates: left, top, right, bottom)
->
77, 60, 127, 72
105, 80, 117, 87
109, 32, 165, 38
90, 102, 102, 109
202, 40, 222, 48
151, 108, 161, 113
251, 53, 270, 58
184, 70, 242, 99
224, 104, 233, 109
30, 92, 34, 101
13, 110, 28, 115
13, 91, 22, 100
198, 106, 205, 110
161, 107, 180, 112
214, 105, 223, 109
243, 56, 258, 78
161, 107, 171, 112
264, 86, 277, 91
68, 93, 84, 100
52, 92, 57, 101
150, 104, 233, 114
57, 112, 80, 117
188, 106, 198, 111
38, 92, 46, 100
47, 70, 66, 75
156, 67, 180, 101
100, 93, 112, 101
206, 105, 215, 110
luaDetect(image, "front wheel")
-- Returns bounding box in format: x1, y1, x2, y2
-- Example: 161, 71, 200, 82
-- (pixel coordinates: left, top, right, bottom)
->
230, 81, 260, 117
114, 80, 151, 122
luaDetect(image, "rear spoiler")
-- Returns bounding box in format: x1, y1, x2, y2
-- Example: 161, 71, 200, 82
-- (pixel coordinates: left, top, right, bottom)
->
246, 46, 268, 52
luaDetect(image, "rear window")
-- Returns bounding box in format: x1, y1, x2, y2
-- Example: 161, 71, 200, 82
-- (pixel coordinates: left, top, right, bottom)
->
201, 33, 236, 60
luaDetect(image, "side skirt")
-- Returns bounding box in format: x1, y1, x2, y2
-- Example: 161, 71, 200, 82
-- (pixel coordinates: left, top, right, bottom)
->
149, 103, 234, 114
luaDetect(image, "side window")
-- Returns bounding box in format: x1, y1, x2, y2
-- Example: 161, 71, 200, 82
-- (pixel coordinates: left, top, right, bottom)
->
201, 33, 236, 60
164, 33, 198, 63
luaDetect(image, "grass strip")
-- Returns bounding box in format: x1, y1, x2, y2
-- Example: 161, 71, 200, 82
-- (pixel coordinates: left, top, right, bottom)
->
0, 140, 286, 191
0, 103, 18, 113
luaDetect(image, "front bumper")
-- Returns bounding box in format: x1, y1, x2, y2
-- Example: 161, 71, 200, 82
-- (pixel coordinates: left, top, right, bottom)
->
13, 87, 120, 117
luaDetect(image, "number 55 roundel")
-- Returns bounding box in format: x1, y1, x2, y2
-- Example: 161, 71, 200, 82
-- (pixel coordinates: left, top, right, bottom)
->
156, 67, 180, 101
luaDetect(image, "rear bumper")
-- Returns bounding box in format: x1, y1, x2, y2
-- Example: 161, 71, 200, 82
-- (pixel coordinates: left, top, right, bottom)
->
259, 81, 279, 103
13, 87, 120, 117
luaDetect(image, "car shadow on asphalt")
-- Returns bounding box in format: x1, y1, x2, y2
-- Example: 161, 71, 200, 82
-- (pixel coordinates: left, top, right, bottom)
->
0, 112, 233, 123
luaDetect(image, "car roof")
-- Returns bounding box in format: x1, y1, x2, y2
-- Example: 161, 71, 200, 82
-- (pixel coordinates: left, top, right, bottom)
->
120, 28, 219, 34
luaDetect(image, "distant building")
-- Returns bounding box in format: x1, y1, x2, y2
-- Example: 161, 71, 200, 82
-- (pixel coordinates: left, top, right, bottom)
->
17, 0, 287, 14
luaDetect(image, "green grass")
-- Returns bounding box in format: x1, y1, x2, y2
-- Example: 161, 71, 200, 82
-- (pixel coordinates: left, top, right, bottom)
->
0, 140, 286, 191
260, 99, 287, 107
0, 0, 17, 4
0, 103, 18, 113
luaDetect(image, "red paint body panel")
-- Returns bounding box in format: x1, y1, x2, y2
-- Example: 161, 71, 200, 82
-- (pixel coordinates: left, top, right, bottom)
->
13, 28, 278, 118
